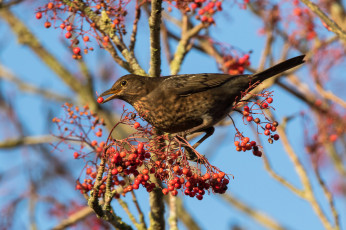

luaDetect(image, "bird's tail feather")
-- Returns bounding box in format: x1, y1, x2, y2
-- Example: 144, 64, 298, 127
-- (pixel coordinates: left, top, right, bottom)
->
253, 55, 305, 81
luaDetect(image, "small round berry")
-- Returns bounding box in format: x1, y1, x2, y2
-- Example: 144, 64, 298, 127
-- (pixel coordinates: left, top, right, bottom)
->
103, 36, 110, 42
97, 97, 104, 103
250, 141, 256, 146
253, 150, 262, 157
264, 129, 271, 136
47, 2, 54, 9
243, 106, 250, 112
273, 134, 280, 140
265, 123, 272, 129
162, 188, 169, 195
266, 97, 273, 103
268, 138, 273, 144
83, 36, 90, 42
272, 121, 279, 127
243, 137, 250, 143
196, 194, 203, 200
66, 25, 73, 31
36, 12, 42, 19
261, 102, 269, 109
60, 23, 66, 29
65, 32, 72, 39
234, 141, 240, 146
86, 168, 92, 175
44, 21, 51, 28
171, 190, 178, 196
133, 122, 140, 129
73, 47, 81, 55
247, 116, 253, 122
254, 118, 261, 123
73, 152, 79, 159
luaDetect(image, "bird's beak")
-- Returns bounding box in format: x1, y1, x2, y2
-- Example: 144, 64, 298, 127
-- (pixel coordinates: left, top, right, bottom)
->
99, 88, 121, 104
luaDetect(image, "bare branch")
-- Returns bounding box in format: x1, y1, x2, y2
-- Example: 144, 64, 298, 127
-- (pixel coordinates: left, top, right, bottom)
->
0, 135, 58, 149
149, 0, 162, 77
221, 193, 288, 230
299, 0, 346, 44
52, 207, 94, 230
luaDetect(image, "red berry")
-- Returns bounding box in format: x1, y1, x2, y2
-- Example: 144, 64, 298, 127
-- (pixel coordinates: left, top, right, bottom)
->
111, 168, 118, 175
44, 21, 51, 28
171, 190, 178, 196
196, 194, 203, 200
247, 116, 253, 122
273, 134, 280, 140
83, 36, 90, 42
97, 97, 104, 103
47, 2, 54, 9
142, 168, 149, 175
162, 188, 169, 195
191, 3, 198, 9
264, 129, 271, 136
73, 47, 81, 55
329, 134, 338, 142
243, 110, 249, 116
243, 137, 250, 143
36, 12, 42, 19
253, 150, 262, 157
103, 36, 110, 42
73, 152, 79, 159
265, 124, 272, 129
261, 102, 269, 109
266, 97, 273, 103
66, 25, 73, 31
86, 168, 92, 174
133, 122, 140, 129
234, 141, 240, 146
65, 32, 72, 39
243, 106, 250, 112
182, 168, 190, 175
60, 23, 66, 29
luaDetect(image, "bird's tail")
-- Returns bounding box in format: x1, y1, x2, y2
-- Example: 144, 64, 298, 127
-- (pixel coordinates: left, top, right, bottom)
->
253, 55, 305, 81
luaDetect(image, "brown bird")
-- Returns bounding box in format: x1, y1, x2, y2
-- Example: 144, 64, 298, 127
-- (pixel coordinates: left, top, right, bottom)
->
100, 55, 305, 151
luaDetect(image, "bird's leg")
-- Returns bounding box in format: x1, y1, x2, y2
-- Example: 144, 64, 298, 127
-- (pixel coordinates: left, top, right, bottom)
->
191, 127, 214, 149
180, 127, 214, 162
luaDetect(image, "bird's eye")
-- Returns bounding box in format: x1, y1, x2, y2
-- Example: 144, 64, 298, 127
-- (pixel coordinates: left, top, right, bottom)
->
121, 81, 127, 86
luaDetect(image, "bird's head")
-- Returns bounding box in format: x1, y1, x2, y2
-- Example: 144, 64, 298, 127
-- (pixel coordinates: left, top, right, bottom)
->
100, 74, 155, 104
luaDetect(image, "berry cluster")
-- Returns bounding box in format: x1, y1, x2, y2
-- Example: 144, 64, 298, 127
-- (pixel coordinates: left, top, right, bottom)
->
191, 0, 222, 24
232, 93, 280, 157
35, 0, 128, 58
53, 105, 230, 200
223, 54, 251, 75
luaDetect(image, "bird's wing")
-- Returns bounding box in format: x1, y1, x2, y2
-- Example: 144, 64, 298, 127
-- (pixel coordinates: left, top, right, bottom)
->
163, 73, 242, 96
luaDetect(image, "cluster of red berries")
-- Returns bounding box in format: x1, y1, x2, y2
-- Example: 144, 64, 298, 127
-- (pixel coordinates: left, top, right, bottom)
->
35, 1, 128, 59
234, 137, 262, 157
191, 0, 222, 24
290, 0, 316, 41
223, 54, 251, 75
54, 105, 230, 200
233, 96, 280, 156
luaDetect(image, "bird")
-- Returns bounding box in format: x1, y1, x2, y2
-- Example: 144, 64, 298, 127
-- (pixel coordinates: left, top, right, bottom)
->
100, 55, 305, 154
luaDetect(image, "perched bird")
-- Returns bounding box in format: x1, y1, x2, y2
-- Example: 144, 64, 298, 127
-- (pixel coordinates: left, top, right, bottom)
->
100, 55, 305, 150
